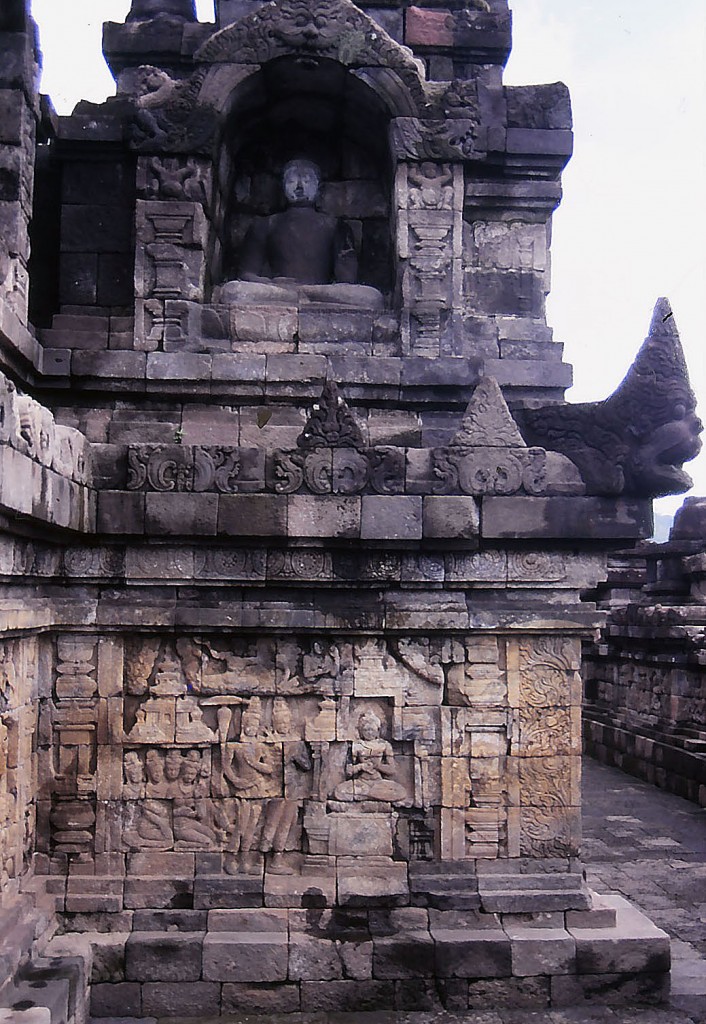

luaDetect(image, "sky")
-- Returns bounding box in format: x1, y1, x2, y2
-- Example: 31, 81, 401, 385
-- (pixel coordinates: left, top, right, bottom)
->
29, 0, 706, 520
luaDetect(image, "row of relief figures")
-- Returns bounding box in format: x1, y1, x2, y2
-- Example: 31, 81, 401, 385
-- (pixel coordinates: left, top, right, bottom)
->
42, 728, 580, 867
52, 631, 582, 710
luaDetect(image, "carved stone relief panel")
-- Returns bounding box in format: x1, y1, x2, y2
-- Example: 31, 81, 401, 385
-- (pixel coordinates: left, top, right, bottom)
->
439, 705, 509, 861
137, 155, 212, 207
516, 635, 582, 708
0, 636, 39, 887
506, 635, 583, 859
37, 628, 586, 875
134, 199, 209, 306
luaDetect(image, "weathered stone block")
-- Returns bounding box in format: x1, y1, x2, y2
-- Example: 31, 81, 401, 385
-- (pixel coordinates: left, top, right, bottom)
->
89, 981, 141, 1017
123, 878, 194, 910
550, 971, 670, 1007
145, 492, 218, 536
202, 932, 288, 982
329, 814, 394, 857
288, 933, 344, 981
298, 308, 374, 346
0, 89, 25, 145
142, 981, 220, 1017
422, 495, 480, 540
263, 872, 336, 909
361, 495, 422, 540
61, 205, 132, 253
125, 932, 203, 982
207, 908, 286, 932
372, 932, 435, 979
432, 928, 511, 978
467, 975, 550, 1009
72, 350, 146, 380
230, 304, 297, 348
300, 979, 395, 1011
84, 933, 128, 984
218, 494, 287, 536
337, 860, 409, 907
221, 982, 301, 1014
504, 924, 575, 976
568, 895, 670, 975
132, 909, 208, 932
481, 497, 653, 541
193, 874, 263, 909
289, 495, 361, 539
146, 352, 211, 381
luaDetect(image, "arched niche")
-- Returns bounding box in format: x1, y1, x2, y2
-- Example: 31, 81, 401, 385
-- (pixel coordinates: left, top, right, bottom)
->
209, 56, 394, 298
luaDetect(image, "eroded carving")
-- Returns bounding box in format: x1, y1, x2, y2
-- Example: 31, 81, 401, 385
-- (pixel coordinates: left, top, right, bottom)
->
515, 299, 703, 497
297, 381, 365, 450
128, 66, 214, 153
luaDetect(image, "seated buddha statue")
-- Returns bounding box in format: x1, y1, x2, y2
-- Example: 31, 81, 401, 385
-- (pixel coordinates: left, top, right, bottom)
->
215, 159, 384, 310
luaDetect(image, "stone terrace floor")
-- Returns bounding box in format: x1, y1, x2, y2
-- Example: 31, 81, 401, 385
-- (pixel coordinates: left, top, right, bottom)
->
96, 757, 706, 1024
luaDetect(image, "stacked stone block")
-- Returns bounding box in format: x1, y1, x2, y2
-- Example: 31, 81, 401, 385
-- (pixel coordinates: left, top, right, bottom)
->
0, 5, 39, 328
584, 496, 706, 807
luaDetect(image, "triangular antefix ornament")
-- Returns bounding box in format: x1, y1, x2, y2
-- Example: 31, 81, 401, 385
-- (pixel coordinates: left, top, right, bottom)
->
297, 380, 365, 449
451, 376, 526, 448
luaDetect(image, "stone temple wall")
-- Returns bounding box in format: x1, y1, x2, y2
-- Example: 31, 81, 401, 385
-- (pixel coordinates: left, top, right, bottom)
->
584, 497, 706, 808
0, 0, 701, 1017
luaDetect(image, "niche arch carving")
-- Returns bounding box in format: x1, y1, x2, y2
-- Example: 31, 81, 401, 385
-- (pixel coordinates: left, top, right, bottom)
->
208, 55, 396, 297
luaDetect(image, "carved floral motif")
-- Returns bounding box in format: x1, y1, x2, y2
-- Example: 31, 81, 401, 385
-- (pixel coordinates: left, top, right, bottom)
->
518, 636, 579, 707
520, 805, 577, 858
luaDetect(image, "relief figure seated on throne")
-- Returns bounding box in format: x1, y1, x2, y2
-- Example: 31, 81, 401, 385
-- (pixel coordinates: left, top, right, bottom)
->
214, 159, 384, 310
333, 709, 409, 805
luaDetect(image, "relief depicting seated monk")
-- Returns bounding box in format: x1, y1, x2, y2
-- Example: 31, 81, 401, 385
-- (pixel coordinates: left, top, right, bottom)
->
215, 159, 384, 310
333, 709, 408, 804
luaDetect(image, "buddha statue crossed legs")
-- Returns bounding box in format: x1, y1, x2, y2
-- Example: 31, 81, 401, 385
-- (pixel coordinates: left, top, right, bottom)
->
216, 159, 384, 310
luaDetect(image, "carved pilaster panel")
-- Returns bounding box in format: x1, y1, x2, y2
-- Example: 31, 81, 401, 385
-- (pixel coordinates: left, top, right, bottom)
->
507, 635, 582, 712
518, 755, 581, 809
446, 635, 506, 706
396, 162, 464, 355
1, 636, 39, 883
55, 635, 98, 699
134, 200, 207, 302
519, 804, 580, 859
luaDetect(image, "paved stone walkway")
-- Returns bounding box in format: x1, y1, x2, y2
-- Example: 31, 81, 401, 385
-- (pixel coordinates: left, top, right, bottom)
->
97, 757, 706, 1024
581, 757, 706, 1022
